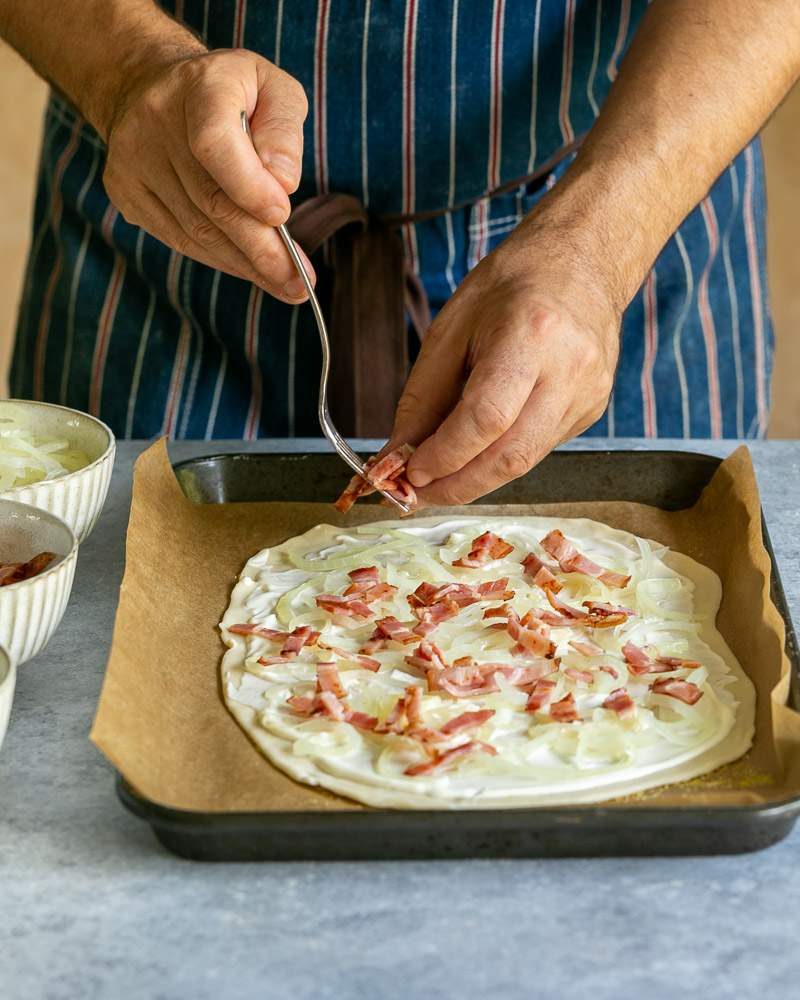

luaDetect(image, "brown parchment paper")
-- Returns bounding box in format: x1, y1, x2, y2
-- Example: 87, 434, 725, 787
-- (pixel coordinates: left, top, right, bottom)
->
90, 439, 800, 812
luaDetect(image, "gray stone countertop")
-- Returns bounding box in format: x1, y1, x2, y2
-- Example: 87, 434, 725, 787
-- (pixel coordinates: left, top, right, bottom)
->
1, 439, 799, 1000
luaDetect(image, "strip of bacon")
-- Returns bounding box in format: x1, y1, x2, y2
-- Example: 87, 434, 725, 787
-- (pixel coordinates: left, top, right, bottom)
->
550, 692, 580, 723
258, 655, 294, 666
333, 444, 417, 513
538, 611, 576, 627
438, 709, 495, 735
431, 660, 553, 698
280, 625, 320, 657
599, 665, 620, 679
371, 616, 419, 645
525, 678, 557, 712
0, 551, 56, 587
483, 603, 511, 619
316, 661, 346, 698
603, 688, 636, 718
345, 566, 379, 587
569, 638, 603, 656
376, 685, 424, 735
407, 581, 514, 639
584, 600, 634, 616
228, 623, 288, 641
411, 600, 460, 631
506, 609, 556, 658
316, 690, 349, 720
404, 740, 496, 776
318, 641, 380, 672
485, 662, 554, 685
540, 529, 631, 588
541, 592, 628, 630
411, 617, 441, 637
564, 667, 593, 685
287, 690, 378, 730
545, 589, 589, 620
315, 593, 375, 619
344, 710, 379, 731
622, 641, 689, 676
363, 582, 399, 603
621, 641, 653, 675
343, 567, 398, 605
521, 552, 563, 593
650, 678, 704, 704
452, 531, 514, 568
286, 695, 315, 715
408, 581, 478, 609
656, 655, 702, 669
404, 641, 449, 673
477, 578, 515, 601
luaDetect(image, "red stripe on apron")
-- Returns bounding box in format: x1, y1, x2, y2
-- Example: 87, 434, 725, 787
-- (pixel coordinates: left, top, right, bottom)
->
698, 197, 723, 438
488, 0, 505, 190
742, 145, 768, 433
641, 270, 658, 437
402, 0, 419, 270
233, 0, 247, 48
607, 0, 631, 82
314, 0, 330, 193
243, 286, 264, 440
558, 0, 576, 144
89, 207, 124, 416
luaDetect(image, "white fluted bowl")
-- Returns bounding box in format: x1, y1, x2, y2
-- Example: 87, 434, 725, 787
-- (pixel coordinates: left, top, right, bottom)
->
1, 399, 114, 542
0, 500, 78, 667
0, 646, 14, 752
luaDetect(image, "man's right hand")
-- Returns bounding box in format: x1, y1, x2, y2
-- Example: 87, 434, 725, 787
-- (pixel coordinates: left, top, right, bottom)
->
101, 48, 315, 302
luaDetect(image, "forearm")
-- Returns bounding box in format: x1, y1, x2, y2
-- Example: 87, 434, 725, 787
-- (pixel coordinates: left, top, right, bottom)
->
525, 0, 800, 312
0, 0, 204, 139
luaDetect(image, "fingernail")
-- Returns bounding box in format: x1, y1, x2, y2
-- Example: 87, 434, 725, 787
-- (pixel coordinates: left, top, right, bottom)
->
283, 276, 307, 299
408, 468, 431, 488
265, 206, 288, 227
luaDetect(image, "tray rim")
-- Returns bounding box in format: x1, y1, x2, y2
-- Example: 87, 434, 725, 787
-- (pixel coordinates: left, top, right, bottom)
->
117, 447, 800, 842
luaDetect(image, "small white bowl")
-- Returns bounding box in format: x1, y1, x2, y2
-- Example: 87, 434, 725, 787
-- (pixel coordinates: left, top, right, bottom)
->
0, 499, 78, 666
0, 398, 115, 542
0, 645, 14, 752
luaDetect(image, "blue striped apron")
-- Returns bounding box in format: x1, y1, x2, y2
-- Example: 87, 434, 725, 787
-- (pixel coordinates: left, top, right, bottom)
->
12, 1, 773, 440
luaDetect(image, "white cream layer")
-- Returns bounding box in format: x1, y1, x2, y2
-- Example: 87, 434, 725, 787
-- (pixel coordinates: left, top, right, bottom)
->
219, 516, 755, 809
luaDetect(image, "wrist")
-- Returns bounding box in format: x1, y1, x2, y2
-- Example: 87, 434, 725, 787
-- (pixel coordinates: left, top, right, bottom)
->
85, 22, 206, 140
516, 151, 672, 315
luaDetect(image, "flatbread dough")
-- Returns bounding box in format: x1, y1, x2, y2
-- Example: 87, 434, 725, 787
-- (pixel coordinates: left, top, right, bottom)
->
219, 516, 755, 809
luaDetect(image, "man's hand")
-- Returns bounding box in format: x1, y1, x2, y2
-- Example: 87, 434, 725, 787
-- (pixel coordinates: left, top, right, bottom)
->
386, 0, 800, 505
102, 48, 314, 301
388, 216, 621, 506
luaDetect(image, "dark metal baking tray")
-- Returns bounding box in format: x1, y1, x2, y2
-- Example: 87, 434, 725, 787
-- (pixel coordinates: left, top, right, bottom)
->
117, 449, 800, 860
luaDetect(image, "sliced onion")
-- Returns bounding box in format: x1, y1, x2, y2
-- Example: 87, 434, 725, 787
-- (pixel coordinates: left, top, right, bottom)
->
0, 403, 90, 489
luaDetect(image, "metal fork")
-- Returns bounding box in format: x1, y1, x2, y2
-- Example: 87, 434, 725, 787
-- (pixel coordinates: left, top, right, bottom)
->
240, 111, 408, 513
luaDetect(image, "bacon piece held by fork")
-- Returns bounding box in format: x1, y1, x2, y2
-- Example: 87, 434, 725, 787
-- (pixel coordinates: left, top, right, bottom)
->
334, 444, 417, 514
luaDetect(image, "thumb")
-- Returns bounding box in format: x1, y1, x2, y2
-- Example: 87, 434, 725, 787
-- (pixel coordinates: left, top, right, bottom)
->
251, 62, 308, 196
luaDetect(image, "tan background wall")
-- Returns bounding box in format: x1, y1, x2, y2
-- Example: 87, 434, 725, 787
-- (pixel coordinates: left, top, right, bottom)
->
1, 41, 798, 436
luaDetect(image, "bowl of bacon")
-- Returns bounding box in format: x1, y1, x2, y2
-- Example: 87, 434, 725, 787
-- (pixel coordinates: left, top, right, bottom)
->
0, 498, 78, 666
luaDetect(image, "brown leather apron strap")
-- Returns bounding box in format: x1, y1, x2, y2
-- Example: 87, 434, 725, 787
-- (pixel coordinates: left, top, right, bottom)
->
287, 137, 585, 438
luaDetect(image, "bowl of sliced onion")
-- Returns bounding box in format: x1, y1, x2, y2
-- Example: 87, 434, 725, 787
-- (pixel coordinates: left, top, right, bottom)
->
0, 498, 78, 667
0, 399, 115, 542
0, 644, 14, 752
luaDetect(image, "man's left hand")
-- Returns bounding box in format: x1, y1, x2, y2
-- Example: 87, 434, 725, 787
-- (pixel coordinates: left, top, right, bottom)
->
387, 214, 623, 506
